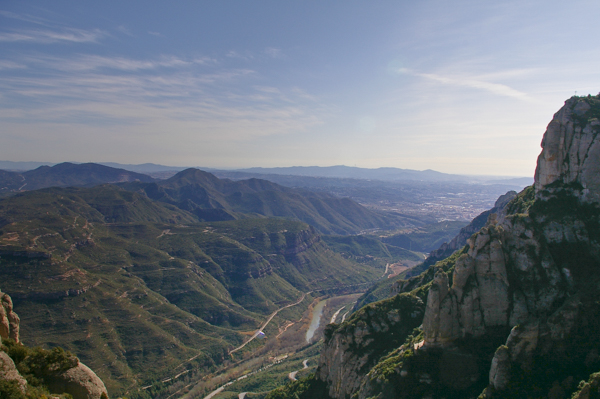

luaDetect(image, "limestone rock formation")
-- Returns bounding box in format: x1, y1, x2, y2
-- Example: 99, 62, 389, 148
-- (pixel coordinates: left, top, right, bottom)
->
46, 361, 109, 399
0, 351, 27, 393
421, 96, 600, 349
0, 289, 19, 343
488, 345, 510, 391
571, 372, 600, 399
423, 190, 517, 269
535, 95, 600, 203
316, 294, 424, 399
0, 289, 108, 399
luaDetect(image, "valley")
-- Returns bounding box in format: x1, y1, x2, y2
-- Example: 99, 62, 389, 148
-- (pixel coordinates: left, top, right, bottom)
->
1, 2, 596, 398
0, 155, 539, 398
0, 164, 448, 397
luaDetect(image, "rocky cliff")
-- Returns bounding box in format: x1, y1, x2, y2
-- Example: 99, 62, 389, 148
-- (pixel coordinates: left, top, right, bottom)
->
535, 96, 600, 204
308, 94, 600, 399
317, 294, 424, 398
419, 190, 516, 272
0, 290, 109, 399
0, 290, 20, 343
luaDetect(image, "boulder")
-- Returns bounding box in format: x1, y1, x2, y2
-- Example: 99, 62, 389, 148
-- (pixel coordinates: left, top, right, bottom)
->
489, 346, 511, 391
46, 362, 109, 399
0, 350, 27, 393
0, 290, 19, 343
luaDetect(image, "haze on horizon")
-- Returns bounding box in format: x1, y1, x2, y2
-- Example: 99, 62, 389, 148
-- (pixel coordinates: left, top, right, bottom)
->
1, 0, 599, 177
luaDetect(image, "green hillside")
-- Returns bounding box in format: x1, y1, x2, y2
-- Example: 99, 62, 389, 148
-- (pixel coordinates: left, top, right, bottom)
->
0, 185, 385, 396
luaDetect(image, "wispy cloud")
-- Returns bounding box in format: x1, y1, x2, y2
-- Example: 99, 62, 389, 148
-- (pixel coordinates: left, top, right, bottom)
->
116, 25, 133, 37
0, 60, 26, 70
399, 68, 530, 100
0, 27, 106, 43
264, 47, 283, 58
0, 10, 53, 27
193, 56, 217, 65
226, 50, 253, 60
17, 54, 221, 72
0, 50, 324, 141
54, 54, 190, 71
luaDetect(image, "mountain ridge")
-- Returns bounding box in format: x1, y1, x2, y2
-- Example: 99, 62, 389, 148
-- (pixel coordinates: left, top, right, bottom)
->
119, 168, 421, 235
0, 161, 531, 184
0, 182, 396, 395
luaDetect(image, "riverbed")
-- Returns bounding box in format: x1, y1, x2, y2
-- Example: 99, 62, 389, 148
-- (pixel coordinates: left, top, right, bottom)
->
305, 299, 327, 343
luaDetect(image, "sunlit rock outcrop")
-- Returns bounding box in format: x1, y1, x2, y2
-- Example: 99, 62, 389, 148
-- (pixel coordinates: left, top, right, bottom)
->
0, 289, 19, 343
535, 96, 600, 203
0, 290, 108, 399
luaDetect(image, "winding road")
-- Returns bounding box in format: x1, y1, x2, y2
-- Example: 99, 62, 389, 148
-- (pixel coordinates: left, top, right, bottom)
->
288, 359, 309, 381
228, 291, 311, 355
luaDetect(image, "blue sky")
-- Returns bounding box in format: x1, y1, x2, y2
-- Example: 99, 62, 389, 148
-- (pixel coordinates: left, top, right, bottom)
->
1, 1, 599, 176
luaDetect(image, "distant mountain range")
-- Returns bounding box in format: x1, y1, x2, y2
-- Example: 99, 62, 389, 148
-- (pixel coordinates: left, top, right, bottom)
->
121, 168, 425, 234
0, 161, 532, 185
0, 162, 423, 235
0, 162, 153, 192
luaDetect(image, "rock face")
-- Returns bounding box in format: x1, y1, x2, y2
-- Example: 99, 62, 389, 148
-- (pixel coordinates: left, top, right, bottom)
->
422, 190, 517, 270
0, 351, 27, 393
422, 95, 600, 348
421, 216, 565, 345
0, 289, 20, 343
488, 345, 510, 391
46, 362, 109, 399
0, 289, 108, 399
316, 294, 424, 399
535, 95, 600, 203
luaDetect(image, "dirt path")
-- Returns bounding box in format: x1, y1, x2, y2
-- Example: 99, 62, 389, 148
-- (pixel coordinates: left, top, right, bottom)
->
157, 229, 171, 238
288, 359, 309, 381
203, 357, 287, 399
330, 306, 346, 324
228, 291, 311, 355
341, 311, 349, 323
382, 262, 390, 278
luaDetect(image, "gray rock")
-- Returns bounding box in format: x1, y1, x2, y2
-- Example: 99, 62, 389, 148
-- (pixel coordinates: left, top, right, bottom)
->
535, 97, 600, 203
0, 291, 19, 343
46, 362, 109, 399
0, 351, 27, 393
489, 346, 511, 391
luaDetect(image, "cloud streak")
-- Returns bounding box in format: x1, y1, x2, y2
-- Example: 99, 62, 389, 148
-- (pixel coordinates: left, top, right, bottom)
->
0, 60, 26, 70
399, 68, 530, 100
0, 27, 106, 43
0, 50, 327, 142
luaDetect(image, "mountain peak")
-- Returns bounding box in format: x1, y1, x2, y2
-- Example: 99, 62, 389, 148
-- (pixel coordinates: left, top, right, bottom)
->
165, 168, 222, 186
535, 94, 600, 203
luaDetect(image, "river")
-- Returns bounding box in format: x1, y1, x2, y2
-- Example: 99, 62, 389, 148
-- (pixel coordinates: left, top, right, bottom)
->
305, 299, 327, 343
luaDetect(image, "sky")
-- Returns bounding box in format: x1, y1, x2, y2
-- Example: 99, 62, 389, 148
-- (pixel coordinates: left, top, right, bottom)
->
1, 1, 599, 177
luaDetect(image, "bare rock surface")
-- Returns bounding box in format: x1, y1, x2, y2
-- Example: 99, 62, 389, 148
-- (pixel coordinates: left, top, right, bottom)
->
424, 190, 517, 268
489, 345, 510, 391
0, 290, 20, 343
46, 362, 109, 399
535, 95, 600, 203
316, 294, 424, 399
0, 350, 27, 393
